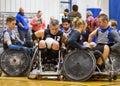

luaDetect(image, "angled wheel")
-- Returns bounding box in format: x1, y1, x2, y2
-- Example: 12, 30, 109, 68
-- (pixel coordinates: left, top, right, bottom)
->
63, 50, 96, 81
111, 52, 120, 72
0, 49, 30, 76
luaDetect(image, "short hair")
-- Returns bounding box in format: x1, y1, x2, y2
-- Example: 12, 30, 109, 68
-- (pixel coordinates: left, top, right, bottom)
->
109, 19, 117, 27
64, 9, 69, 13
62, 18, 70, 23
72, 5, 78, 12
37, 10, 41, 14
6, 16, 16, 23
50, 19, 59, 26
98, 13, 108, 22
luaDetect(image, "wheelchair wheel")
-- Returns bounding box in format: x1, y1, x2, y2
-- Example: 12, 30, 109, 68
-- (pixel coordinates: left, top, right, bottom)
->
0, 47, 4, 55
0, 49, 30, 76
110, 52, 120, 72
63, 49, 96, 81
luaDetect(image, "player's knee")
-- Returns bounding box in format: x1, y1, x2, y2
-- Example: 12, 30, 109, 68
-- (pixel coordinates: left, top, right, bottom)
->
39, 40, 46, 49
52, 41, 59, 50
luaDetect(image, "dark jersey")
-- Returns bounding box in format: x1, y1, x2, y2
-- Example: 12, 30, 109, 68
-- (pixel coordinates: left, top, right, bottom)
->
43, 29, 63, 47
66, 30, 83, 49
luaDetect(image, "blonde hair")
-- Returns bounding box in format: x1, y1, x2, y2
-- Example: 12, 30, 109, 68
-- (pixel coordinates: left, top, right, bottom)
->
72, 17, 87, 33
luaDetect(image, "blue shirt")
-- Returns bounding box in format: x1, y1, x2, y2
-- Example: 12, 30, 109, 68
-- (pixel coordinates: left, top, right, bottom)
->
16, 12, 29, 30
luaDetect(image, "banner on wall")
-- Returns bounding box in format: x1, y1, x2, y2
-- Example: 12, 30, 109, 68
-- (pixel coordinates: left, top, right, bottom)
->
109, 0, 120, 31
87, 8, 101, 18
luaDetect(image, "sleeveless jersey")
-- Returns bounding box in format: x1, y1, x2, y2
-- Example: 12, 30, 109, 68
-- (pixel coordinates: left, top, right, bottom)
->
96, 27, 114, 44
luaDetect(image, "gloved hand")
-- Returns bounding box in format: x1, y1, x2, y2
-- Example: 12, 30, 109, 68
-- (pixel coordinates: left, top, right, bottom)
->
22, 47, 31, 55
18, 41, 24, 46
8, 44, 22, 50
81, 45, 91, 50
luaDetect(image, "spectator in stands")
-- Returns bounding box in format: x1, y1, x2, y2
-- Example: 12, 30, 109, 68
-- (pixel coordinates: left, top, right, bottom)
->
47, 16, 54, 29
3, 16, 31, 55
109, 19, 120, 36
16, 7, 31, 42
109, 19, 118, 30
83, 10, 97, 41
61, 9, 69, 22
30, 11, 46, 33
68, 4, 82, 27
88, 13, 120, 71
60, 18, 73, 36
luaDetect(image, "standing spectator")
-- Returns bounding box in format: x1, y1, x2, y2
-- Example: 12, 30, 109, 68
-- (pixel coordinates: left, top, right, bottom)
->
109, 19, 118, 30
86, 11, 96, 33
47, 16, 54, 29
68, 4, 82, 27
30, 11, 46, 33
61, 9, 69, 22
83, 11, 98, 41
109, 19, 120, 35
16, 7, 31, 42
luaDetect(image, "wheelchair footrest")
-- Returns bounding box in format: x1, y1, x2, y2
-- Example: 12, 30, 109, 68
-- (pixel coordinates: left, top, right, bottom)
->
38, 71, 61, 76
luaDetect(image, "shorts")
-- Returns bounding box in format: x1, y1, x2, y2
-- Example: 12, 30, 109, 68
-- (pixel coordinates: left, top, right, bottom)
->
92, 44, 105, 59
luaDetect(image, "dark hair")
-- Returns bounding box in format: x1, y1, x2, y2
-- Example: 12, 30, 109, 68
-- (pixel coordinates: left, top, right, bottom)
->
37, 10, 41, 14
6, 16, 16, 23
72, 5, 78, 11
62, 18, 70, 23
64, 9, 69, 13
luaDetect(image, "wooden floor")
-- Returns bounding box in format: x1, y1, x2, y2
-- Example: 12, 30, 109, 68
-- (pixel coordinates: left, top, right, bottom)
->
0, 74, 120, 86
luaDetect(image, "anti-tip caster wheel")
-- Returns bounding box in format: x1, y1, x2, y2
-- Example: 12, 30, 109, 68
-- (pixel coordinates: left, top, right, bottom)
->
57, 75, 63, 81
37, 75, 42, 80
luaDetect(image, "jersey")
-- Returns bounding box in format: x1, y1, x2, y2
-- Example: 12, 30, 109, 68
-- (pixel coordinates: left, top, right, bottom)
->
66, 30, 83, 49
43, 29, 63, 47
96, 27, 114, 44
60, 27, 73, 36
3, 29, 20, 49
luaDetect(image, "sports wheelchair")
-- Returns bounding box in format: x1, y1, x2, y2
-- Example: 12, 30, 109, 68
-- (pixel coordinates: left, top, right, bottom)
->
27, 45, 65, 80
0, 49, 30, 76
62, 48, 118, 81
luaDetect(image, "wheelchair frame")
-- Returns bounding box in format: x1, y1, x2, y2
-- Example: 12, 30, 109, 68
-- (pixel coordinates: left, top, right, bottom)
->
62, 49, 118, 81
27, 46, 63, 80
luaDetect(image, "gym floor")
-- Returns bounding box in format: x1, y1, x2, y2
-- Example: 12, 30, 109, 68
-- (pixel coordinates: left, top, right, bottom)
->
0, 74, 120, 86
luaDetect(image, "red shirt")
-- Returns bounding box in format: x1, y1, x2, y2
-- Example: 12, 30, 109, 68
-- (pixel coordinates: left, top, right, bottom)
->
30, 16, 46, 31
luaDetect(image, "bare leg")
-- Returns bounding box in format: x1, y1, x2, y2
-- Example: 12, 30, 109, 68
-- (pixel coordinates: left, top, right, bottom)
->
97, 45, 110, 65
